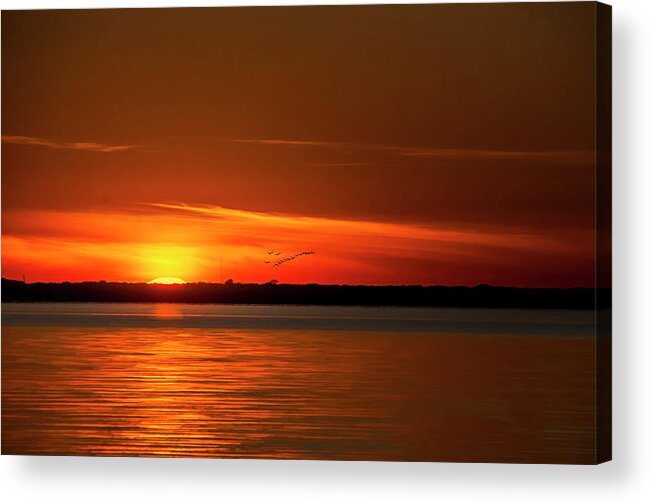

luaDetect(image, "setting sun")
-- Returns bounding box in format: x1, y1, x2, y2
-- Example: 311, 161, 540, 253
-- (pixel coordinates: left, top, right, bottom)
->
147, 277, 187, 285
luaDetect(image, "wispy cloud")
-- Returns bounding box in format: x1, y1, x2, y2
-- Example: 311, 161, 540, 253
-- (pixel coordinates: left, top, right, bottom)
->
313, 162, 387, 168
2, 135, 137, 153
2, 203, 595, 286
145, 202, 579, 253
233, 138, 332, 148
230, 137, 592, 163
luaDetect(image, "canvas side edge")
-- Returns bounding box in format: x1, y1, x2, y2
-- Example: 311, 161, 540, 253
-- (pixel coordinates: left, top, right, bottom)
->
595, 0, 612, 465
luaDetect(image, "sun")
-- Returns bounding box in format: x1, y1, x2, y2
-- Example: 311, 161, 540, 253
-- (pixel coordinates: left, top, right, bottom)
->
147, 277, 188, 285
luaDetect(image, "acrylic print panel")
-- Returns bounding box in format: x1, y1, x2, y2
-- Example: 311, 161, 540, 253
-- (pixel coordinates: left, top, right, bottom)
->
0, 2, 611, 464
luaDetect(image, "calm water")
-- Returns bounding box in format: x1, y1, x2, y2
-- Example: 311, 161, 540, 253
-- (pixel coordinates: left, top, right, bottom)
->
2, 303, 596, 462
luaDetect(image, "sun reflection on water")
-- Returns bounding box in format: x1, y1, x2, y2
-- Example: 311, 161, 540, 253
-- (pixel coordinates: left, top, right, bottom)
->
152, 303, 183, 319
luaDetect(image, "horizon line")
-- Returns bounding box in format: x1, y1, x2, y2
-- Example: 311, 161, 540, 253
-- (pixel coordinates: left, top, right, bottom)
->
1, 277, 602, 290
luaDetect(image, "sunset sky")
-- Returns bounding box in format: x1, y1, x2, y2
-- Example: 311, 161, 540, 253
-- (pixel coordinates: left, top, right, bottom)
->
2, 4, 599, 287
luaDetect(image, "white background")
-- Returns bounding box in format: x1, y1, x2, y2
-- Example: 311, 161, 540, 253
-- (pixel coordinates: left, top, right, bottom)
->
0, 0, 649, 502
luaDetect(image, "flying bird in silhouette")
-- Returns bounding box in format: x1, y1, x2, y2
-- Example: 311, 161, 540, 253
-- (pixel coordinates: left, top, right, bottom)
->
273, 251, 315, 267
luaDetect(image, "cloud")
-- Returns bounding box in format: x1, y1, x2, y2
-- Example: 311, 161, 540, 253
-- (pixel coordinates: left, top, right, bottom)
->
2, 135, 137, 153
313, 162, 387, 168
145, 202, 583, 254
230, 137, 592, 163
232, 138, 332, 148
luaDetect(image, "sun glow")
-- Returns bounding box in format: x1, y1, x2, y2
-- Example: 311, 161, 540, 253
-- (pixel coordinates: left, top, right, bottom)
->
147, 277, 187, 285
1, 203, 595, 287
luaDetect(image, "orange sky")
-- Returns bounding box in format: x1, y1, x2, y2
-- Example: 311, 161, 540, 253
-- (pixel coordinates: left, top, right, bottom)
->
1, 4, 601, 287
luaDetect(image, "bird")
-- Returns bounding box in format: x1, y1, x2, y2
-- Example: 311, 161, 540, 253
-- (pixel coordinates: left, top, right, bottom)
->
273, 251, 315, 267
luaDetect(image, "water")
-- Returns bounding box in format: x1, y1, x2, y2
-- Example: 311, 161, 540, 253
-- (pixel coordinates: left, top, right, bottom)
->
2, 303, 596, 462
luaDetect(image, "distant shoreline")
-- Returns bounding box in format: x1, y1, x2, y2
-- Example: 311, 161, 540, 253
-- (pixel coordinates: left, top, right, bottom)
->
1, 279, 610, 310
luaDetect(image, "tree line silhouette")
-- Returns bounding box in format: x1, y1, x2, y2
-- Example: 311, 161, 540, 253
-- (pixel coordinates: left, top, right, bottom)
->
1, 278, 609, 309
